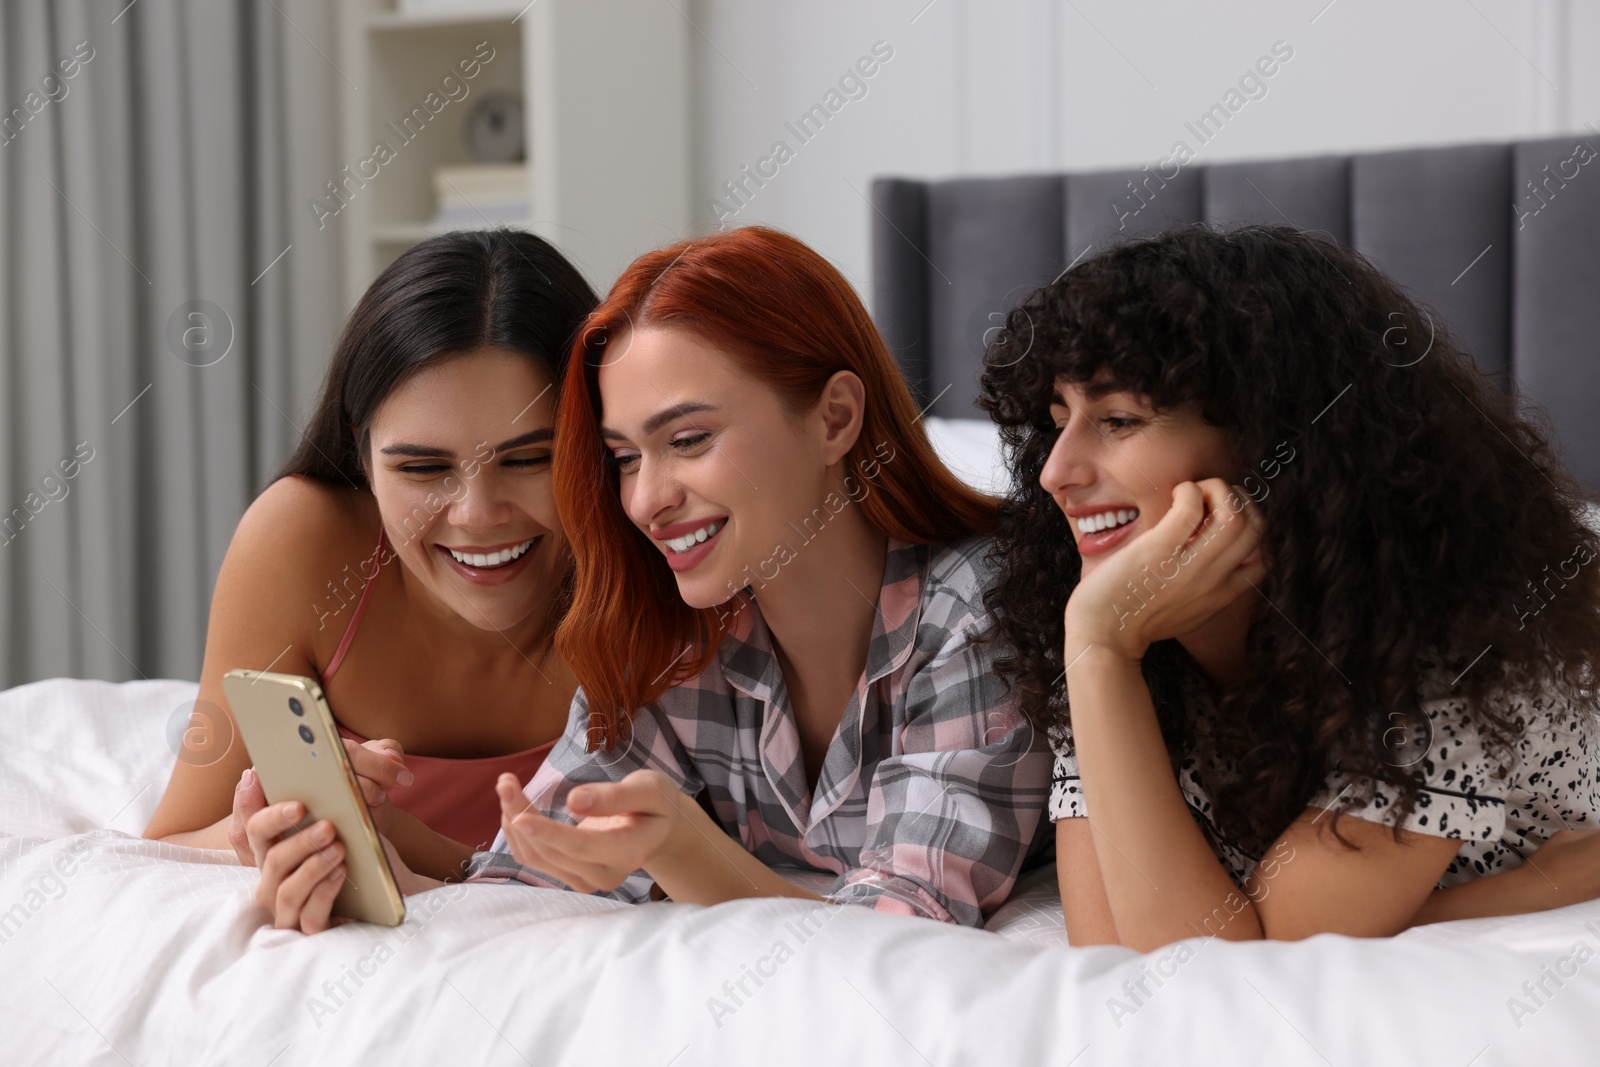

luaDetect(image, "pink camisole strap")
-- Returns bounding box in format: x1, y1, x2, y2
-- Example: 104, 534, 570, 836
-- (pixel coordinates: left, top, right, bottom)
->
321, 526, 389, 685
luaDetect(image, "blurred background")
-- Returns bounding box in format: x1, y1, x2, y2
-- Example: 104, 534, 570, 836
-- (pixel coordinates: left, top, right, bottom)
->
2, 0, 1597, 687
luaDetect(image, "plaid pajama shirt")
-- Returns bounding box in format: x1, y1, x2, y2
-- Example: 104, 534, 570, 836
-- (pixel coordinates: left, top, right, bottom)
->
466, 534, 1052, 927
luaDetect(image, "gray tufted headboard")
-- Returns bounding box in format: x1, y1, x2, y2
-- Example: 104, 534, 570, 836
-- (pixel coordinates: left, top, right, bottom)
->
870, 137, 1600, 493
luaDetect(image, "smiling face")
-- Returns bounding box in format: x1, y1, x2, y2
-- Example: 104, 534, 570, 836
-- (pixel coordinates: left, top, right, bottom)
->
364, 347, 569, 633
595, 327, 845, 610
1040, 376, 1238, 575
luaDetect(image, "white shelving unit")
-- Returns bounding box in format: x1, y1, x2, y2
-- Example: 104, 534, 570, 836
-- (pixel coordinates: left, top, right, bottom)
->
335, 0, 691, 307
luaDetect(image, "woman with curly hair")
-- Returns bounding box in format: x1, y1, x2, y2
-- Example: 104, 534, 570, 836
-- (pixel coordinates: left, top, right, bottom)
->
977, 223, 1600, 951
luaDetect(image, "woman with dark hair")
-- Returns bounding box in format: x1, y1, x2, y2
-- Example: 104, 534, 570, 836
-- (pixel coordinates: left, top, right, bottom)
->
977, 223, 1600, 951
386, 226, 1051, 926
143, 230, 598, 932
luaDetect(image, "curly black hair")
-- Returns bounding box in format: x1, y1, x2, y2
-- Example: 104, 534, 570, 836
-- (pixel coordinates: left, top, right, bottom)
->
977, 223, 1600, 856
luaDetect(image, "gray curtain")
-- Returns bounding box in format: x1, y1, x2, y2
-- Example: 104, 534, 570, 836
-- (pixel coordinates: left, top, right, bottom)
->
0, 0, 341, 686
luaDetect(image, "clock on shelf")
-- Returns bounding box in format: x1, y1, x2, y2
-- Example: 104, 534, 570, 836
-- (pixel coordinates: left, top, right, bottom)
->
464, 91, 524, 163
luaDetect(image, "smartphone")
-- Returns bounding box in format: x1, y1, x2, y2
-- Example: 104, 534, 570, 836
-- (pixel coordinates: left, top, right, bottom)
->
221, 669, 405, 926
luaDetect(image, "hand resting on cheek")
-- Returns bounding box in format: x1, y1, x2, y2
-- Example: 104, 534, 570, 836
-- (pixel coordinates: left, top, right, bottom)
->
1065, 477, 1267, 663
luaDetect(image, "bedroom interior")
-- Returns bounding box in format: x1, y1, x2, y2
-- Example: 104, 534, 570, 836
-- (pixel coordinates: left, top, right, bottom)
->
4, 1, 1600, 1064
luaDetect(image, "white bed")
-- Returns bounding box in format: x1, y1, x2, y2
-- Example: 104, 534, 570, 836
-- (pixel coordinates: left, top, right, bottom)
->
1, 677, 1596, 1066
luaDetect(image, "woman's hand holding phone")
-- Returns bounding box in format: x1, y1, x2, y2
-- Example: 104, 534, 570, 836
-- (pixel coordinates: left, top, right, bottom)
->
230, 736, 420, 932
245, 800, 350, 932
243, 809, 441, 933
226, 738, 412, 867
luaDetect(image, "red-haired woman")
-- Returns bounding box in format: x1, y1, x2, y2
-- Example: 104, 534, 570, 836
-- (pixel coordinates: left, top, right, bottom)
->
387, 226, 1051, 926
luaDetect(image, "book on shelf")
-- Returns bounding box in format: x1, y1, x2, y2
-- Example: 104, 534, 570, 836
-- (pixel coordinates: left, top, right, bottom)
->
430, 162, 527, 229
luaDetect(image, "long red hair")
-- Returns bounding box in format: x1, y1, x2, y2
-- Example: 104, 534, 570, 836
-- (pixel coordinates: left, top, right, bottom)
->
553, 226, 999, 745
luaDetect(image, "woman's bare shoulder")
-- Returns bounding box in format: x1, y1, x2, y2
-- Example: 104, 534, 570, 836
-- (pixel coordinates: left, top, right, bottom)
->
236, 475, 378, 558
218, 476, 382, 628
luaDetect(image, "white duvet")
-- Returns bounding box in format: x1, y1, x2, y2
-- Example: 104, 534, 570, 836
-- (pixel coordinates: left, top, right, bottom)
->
1, 678, 1596, 1066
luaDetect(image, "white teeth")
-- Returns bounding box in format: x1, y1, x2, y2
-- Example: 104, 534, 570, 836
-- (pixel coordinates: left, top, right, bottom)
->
665, 519, 724, 554
448, 538, 536, 568
1076, 509, 1138, 535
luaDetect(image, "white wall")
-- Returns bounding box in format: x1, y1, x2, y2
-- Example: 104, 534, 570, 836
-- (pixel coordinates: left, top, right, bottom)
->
687, 0, 1600, 307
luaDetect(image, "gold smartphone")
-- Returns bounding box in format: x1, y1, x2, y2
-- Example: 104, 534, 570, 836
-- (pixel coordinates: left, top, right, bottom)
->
221, 669, 405, 926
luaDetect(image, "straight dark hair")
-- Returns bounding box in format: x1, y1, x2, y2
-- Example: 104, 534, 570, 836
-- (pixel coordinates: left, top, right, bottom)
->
277, 229, 599, 487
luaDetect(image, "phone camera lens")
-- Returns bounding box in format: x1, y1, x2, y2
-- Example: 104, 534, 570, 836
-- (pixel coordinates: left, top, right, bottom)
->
288, 698, 304, 717
298, 725, 314, 744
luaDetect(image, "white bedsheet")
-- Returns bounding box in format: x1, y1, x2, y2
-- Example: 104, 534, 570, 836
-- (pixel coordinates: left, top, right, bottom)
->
1, 678, 1596, 1066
